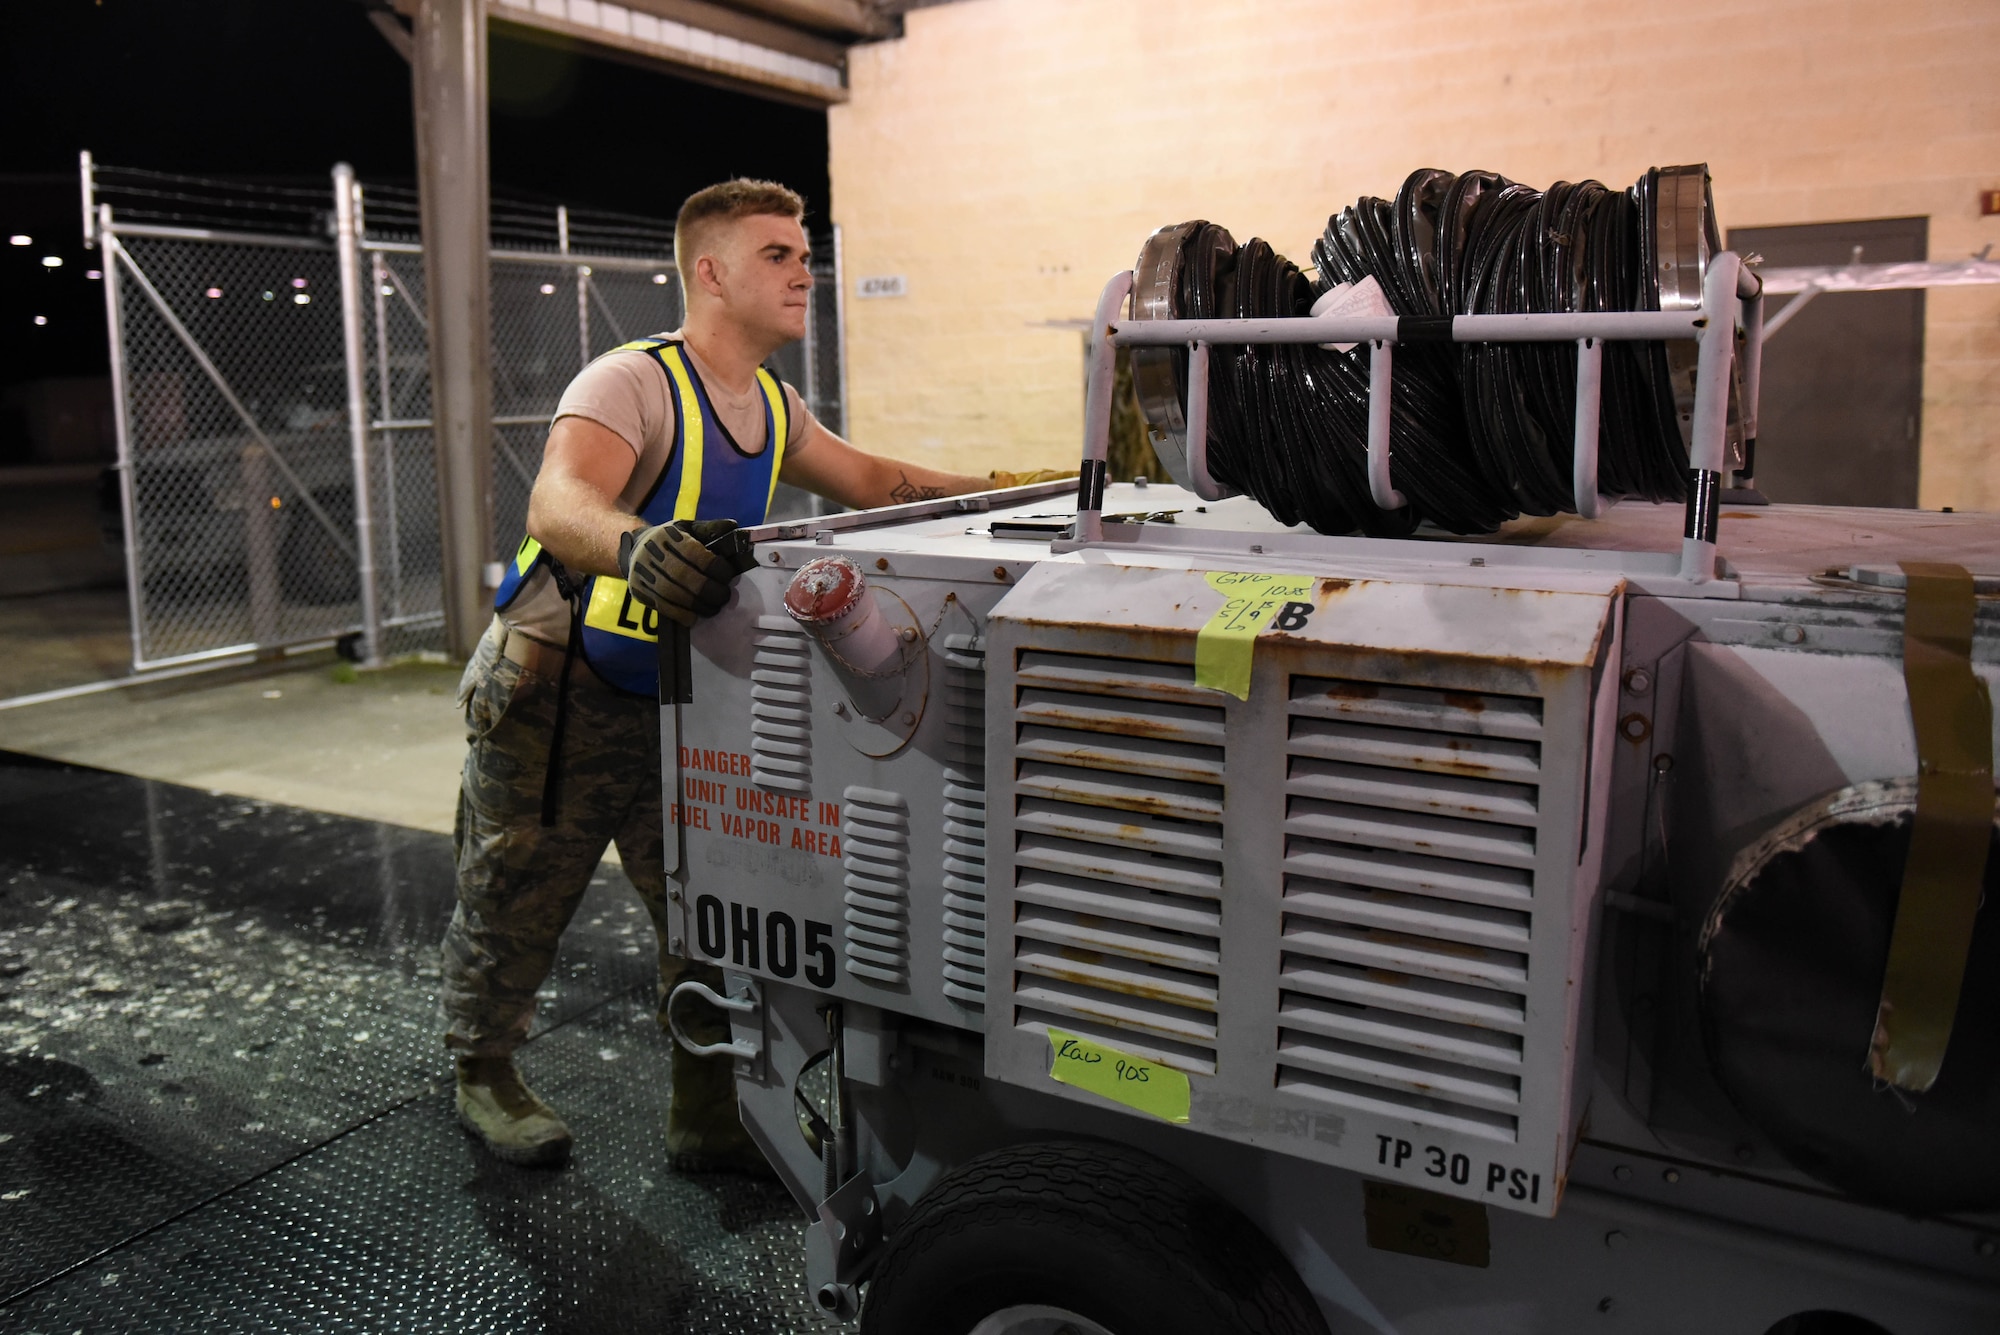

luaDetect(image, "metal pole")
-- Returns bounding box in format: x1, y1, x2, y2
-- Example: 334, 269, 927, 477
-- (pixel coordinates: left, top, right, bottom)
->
1074, 270, 1132, 546
561, 204, 590, 370
802, 265, 818, 419
371, 251, 406, 623
99, 208, 145, 672
80, 150, 96, 249
1365, 339, 1406, 511
831, 223, 848, 438
1181, 341, 1234, 503
334, 163, 384, 667
1572, 338, 1603, 519
1678, 251, 1742, 584
412, 0, 495, 662
242, 441, 281, 647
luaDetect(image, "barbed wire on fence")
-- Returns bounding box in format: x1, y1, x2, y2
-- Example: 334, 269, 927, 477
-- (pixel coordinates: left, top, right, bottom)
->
91, 161, 680, 256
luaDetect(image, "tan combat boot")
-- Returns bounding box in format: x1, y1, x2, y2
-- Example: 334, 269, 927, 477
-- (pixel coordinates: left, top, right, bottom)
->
665, 1044, 773, 1177
456, 1056, 573, 1168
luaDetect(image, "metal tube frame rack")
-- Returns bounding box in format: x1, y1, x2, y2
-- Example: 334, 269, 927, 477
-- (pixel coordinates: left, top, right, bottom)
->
1070, 251, 1764, 585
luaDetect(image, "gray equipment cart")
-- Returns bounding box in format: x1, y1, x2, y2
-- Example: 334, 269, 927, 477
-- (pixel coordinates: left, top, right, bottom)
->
658, 244, 2000, 1334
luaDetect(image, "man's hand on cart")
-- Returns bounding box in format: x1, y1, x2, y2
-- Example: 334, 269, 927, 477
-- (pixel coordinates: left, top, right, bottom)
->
619, 519, 755, 627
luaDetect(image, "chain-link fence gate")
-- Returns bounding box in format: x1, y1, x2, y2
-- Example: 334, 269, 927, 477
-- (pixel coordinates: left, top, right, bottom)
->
88, 158, 845, 671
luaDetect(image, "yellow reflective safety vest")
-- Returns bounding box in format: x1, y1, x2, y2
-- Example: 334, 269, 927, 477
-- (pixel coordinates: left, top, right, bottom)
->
494, 338, 789, 696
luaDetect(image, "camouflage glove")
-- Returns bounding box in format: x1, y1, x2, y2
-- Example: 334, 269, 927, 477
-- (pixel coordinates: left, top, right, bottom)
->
989, 468, 1081, 488
617, 519, 746, 628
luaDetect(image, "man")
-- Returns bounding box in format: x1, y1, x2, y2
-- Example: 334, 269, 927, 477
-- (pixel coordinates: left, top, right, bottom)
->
440, 179, 1015, 1170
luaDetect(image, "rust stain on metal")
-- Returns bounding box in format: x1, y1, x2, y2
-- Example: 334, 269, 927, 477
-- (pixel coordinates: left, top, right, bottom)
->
1032, 788, 1221, 821
1364, 927, 1501, 963
1028, 743, 1221, 786
1022, 705, 1215, 743
1028, 961, 1217, 1011
1442, 691, 1488, 714
1312, 578, 1358, 606
1323, 681, 1381, 701
1056, 939, 1201, 971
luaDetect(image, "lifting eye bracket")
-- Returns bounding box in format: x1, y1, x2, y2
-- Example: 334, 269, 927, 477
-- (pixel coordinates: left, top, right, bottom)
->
666, 976, 764, 1073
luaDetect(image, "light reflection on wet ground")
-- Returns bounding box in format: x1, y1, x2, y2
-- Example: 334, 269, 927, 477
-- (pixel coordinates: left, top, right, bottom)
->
0, 752, 837, 1333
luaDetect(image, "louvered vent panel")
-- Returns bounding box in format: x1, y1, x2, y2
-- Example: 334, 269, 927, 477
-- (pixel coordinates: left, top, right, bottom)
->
751, 615, 811, 793
940, 633, 987, 1010
1277, 675, 1543, 1143
1011, 651, 1225, 1075
842, 786, 910, 988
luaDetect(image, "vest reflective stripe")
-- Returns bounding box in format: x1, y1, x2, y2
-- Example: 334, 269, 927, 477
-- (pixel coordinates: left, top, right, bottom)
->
663, 344, 707, 521
490, 533, 542, 612
757, 371, 789, 517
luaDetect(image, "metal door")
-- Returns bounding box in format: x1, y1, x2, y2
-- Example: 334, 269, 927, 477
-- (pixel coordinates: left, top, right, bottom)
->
1728, 217, 1928, 507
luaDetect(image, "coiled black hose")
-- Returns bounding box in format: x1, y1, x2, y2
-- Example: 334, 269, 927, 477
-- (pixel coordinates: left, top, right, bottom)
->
1166, 167, 1693, 535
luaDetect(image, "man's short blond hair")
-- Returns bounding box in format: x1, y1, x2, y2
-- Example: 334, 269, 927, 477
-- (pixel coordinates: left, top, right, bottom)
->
673, 178, 806, 280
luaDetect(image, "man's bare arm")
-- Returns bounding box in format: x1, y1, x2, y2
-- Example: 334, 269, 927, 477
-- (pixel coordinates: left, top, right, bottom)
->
525, 416, 642, 577
778, 420, 990, 511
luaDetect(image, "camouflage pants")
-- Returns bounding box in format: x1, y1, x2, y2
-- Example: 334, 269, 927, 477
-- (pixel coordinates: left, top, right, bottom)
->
439, 620, 721, 1058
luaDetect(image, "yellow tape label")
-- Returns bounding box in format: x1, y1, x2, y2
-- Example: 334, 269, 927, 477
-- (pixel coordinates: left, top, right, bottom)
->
1046, 1028, 1190, 1123
582, 576, 660, 643
1194, 570, 1318, 699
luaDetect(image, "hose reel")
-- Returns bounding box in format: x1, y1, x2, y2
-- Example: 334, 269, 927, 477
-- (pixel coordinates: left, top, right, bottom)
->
1132, 164, 1744, 535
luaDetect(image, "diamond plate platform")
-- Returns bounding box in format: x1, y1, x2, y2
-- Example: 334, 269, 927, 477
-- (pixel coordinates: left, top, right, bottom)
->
0, 753, 839, 1332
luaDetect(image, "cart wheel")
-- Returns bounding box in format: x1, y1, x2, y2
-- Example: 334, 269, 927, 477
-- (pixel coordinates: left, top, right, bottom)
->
859, 1141, 1328, 1335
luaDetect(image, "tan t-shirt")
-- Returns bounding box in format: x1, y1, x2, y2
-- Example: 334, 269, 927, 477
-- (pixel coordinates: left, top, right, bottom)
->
501, 333, 816, 647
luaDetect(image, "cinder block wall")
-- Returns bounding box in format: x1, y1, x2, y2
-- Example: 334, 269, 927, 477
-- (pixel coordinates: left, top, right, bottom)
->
827, 0, 2000, 509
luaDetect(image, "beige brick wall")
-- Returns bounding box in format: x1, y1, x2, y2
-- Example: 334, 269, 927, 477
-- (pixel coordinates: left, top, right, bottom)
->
828, 0, 2000, 509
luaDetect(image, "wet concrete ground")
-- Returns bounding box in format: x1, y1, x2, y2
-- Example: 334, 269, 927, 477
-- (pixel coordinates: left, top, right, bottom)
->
0, 751, 836, 1333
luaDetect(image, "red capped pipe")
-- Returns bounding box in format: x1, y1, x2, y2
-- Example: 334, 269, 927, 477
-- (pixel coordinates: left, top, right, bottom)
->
784, 556, 905, 676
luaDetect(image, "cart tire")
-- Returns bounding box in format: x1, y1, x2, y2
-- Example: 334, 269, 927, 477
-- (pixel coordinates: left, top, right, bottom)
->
859, 1140, 1328, 1335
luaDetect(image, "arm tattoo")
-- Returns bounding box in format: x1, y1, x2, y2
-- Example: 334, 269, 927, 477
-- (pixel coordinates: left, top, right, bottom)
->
888, 471, 948, 504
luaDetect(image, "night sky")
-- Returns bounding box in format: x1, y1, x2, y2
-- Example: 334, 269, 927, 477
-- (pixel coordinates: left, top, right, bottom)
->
1, 0, 830, 402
